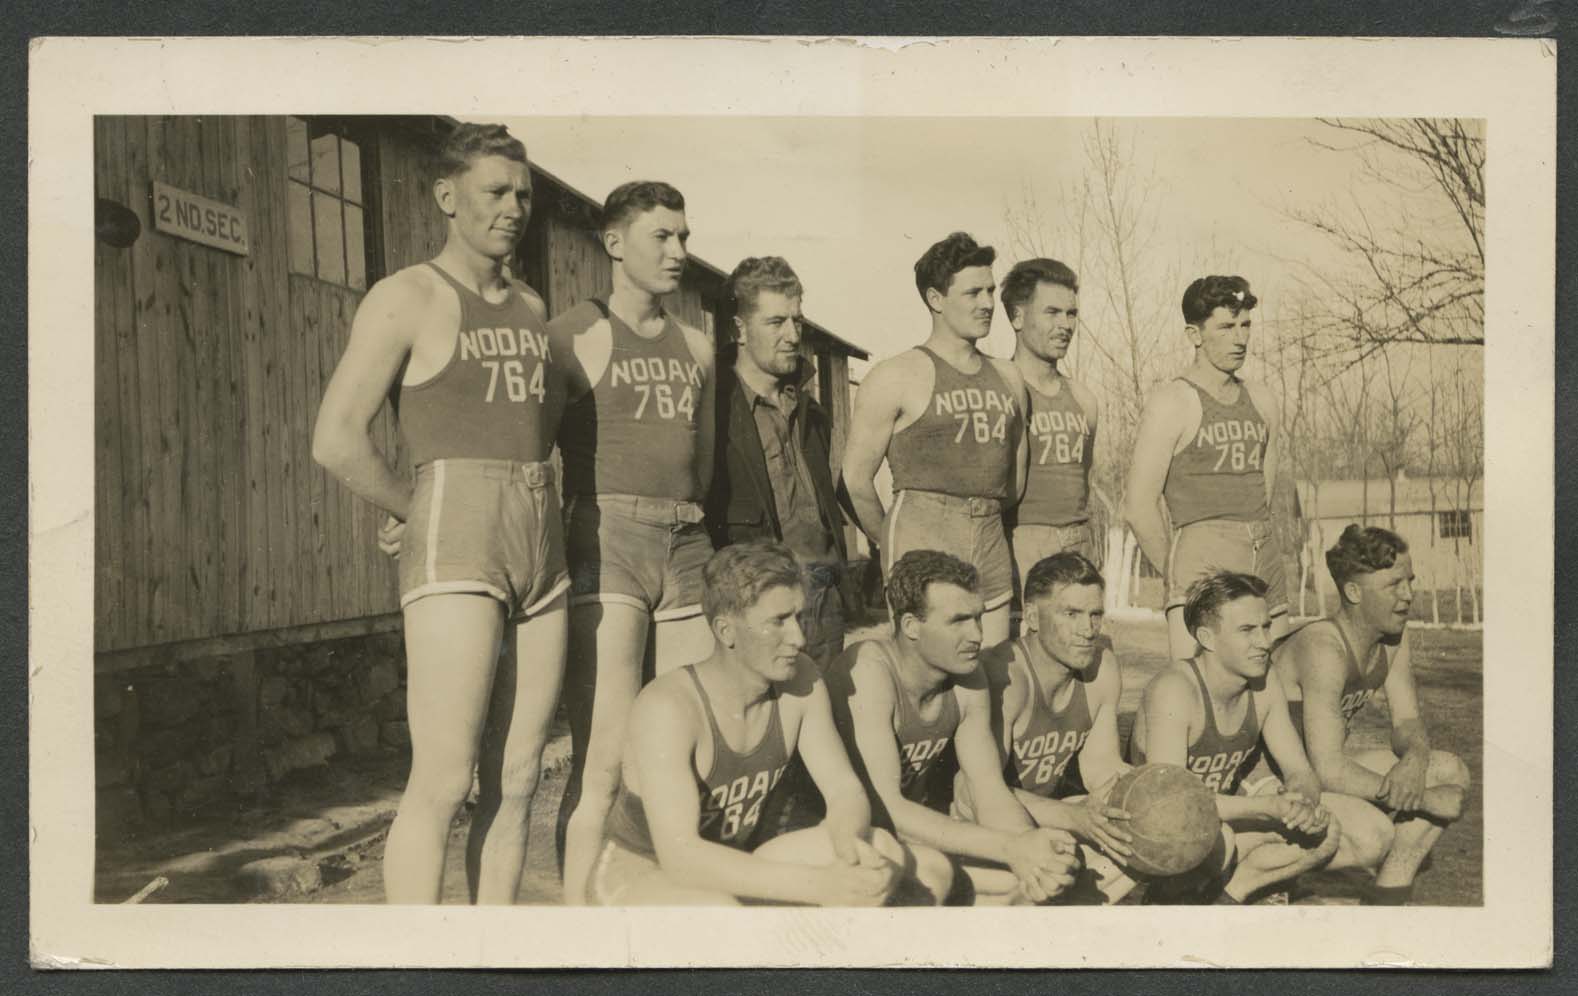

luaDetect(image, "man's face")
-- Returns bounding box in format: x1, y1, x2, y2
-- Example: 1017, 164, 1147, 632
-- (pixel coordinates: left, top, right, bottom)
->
1200, 595, 1273, 680
736, 290, 804, 380
1026, 582, 1105, 673
1013, 281, 1079, 362
930, 265, 996, 342
1189, 306, 1254, 374
727, 584, 808, 684
607, 205, 689, 295
1347, 552, 1415, 638
906, 582, 986, 676
438, 155, 532, 261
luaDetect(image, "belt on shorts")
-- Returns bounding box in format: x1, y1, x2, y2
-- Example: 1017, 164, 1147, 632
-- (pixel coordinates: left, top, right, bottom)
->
898, 489, 1003, 518
568, 492, 706, 527
418, 458, 555, 488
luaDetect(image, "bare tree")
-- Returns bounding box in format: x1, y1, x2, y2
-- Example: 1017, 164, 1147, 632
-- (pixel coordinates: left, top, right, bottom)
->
1000, 120, 1190, 611
1287, 118, 1485, 359
1367, 346, 1419, 528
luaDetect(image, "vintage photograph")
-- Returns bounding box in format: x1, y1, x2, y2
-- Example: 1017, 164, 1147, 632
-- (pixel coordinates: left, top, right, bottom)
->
31, 36, 1553, 968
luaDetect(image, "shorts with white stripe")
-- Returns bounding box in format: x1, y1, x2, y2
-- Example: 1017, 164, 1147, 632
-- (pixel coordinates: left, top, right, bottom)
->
398, 458, 569, 621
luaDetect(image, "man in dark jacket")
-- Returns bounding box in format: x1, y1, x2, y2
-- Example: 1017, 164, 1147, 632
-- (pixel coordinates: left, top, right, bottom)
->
707, 256, 852, 667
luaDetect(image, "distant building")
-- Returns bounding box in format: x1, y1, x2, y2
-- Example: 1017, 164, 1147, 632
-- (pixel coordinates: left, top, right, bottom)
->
1294, 472, 1483, 620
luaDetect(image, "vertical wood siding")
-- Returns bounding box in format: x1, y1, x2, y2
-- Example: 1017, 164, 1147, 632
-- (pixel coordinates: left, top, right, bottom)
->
96, 117, 864, 653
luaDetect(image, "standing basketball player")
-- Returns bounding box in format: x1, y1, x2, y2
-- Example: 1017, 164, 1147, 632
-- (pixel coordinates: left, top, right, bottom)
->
1123, 276, 1287, 662
1001, 259, 1100, 576
313, 123, 566, 904
1272, 525, 1471, 904
590, 543, 953, 905
552, 181, 719, 905
1129, 572, 1403, 903
953, 552, 1137, 903
831, 550, 1078, 904
840, 232, 1028, 648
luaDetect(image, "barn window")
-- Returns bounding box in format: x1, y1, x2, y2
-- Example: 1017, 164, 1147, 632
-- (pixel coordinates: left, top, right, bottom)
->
1438, 509, 1473, 540
286, 117, 375, 291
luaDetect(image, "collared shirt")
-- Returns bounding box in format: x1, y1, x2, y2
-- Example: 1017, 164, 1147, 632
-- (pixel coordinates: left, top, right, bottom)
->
739, 377, 840, 566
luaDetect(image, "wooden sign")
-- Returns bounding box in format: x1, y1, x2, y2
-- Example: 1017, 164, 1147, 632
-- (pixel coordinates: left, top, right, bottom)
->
150, 181, 250, 256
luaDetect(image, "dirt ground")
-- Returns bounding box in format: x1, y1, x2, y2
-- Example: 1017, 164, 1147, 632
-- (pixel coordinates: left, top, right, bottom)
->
100, 616, 1483, 907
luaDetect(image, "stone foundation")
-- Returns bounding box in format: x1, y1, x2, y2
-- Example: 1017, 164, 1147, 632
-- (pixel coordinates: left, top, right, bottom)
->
95, 632, 407, 839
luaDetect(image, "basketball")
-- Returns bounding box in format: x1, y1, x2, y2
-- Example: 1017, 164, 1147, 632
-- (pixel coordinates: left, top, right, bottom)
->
1108, 763, 1221, 877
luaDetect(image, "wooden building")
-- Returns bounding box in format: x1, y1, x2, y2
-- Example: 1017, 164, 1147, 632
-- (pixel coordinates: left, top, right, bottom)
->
93, 114, 869, 666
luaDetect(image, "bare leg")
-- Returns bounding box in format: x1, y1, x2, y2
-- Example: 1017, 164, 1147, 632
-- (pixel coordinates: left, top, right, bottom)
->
1352, 748, 1470, 888
1318, 791, 1396, 874
980, 603, 1011, 650
557, 602, 652, 905
650, 613, 715, 677
1223, 816, 1341, 902
385, 594, 504, 904
466, 594, 568, 904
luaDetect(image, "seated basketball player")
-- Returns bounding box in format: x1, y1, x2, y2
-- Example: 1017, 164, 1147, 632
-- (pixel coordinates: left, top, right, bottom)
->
590, 542, 953, 906
1130, 572, 1345, 903
1271, 525, 1471, 905
830, 550, 1079, 904
953, 552, 1139, 903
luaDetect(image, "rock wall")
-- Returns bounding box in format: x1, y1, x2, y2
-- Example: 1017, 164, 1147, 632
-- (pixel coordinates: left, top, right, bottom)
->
95, 632, 407, 839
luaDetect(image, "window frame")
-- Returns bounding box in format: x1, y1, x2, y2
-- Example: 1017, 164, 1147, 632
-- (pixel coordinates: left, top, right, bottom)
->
285, 116, 381, 291
1438, 508, 1473, 541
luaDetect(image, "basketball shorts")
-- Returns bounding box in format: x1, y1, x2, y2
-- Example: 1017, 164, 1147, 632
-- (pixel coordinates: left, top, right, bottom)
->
1165, 517, 1288, 616
398, 459, 569, 622
1011, 520, 1101, 598
883, 489, 1013, 611
566, 493, 712, 621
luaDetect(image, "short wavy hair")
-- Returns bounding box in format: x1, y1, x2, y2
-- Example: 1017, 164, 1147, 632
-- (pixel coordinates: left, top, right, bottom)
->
1001, 257, 1079, 324
1182, 571, 1269, 638
1022, 551, 1104, 605
601, 180, 686, 232
914, 232, 996, 305
1181, 275, 1258, 325
729, 256, 804, 318
887, 549, 980, 624
432, 122, 527, 181
702, 541, 803, 622
1326, 524, 1410, 594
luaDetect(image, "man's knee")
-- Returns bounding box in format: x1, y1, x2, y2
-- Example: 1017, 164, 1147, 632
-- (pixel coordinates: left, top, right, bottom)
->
1310, 812, 1342, 864
1431, 750, 1472, 792
406, 763, 477, 816
1346, 801, 1397, 870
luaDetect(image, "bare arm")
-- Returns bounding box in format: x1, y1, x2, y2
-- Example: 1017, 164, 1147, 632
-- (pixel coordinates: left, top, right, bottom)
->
1376, 631, 1437, 813
1291, 632, 1389, 799
1256, 671, 1324, 806
1251, 381, 1283, 507
843, 651, 1021, 863
311, 275, 423, 520
953, 682, 1034, 833
684, 325, 718, 499
1123, 385, 1187, 575
838, 361, 907, 546
791, 663, 875, 858
1076, 646, 1130, 791
634, 686, 877, 906
997, 361, 1031, 508
1142, 671, 1272, 822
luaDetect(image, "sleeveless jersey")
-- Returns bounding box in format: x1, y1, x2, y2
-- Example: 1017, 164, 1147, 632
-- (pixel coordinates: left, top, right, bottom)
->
604, 666, 790, 857
887, 347, 1020, 500
555, 299, 706, 500
1284, 618, 1391, 738
1162, 378, 1269, 527
1131, 660, 1261, 795
396, 263, 560, 467
873, 639, 962, 803
1005, 640, 1094, 798
1017, 377, 1093, 526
